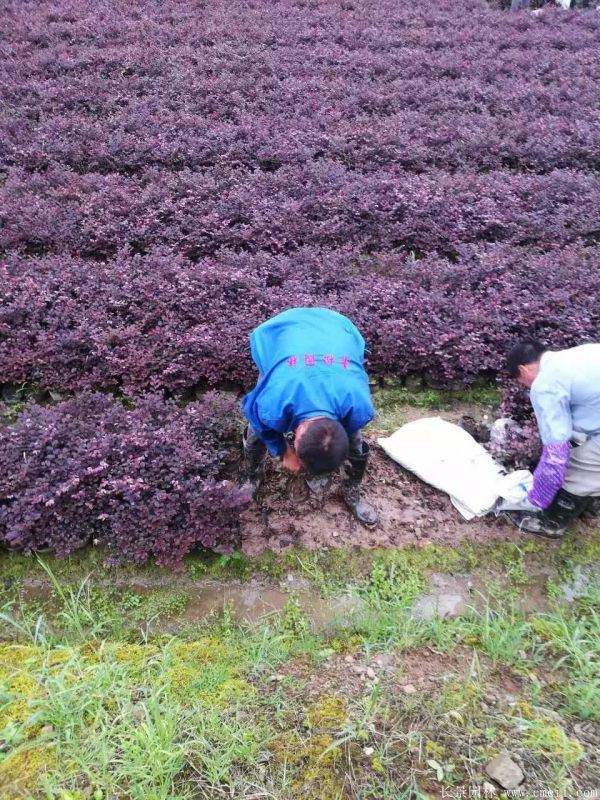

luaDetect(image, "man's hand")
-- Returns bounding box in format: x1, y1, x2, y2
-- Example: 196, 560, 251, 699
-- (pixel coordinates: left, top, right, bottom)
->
282, 445, 304, 474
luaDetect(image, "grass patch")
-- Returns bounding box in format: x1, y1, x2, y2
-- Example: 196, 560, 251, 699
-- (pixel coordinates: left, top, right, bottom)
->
0, 558, 598, 798
370, 380, 500, 434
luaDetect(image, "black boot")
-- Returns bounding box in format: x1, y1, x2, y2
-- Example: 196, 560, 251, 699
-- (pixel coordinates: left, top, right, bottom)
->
342, 442, 379, 528
508, 489, 588, 539
242, 426, 267, 500
583, 496, 600, 518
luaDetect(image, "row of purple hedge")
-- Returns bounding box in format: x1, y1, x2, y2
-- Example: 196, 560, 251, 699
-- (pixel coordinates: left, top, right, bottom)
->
1, 1, 599, 174
2, 243, 599, 394
2, 165, 599, 260
0, 392, 250, 568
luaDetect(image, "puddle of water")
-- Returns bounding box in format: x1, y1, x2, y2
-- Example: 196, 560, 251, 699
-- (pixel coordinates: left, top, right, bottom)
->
559, 564, 599, 603
19, 563, 595, 633
411, 573, 473, 620
177, 582, 367, 632
19, 577, 367, 633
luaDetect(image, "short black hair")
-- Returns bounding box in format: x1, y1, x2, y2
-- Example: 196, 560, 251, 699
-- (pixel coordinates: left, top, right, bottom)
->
296, 418, 349, 475
506, 339, 546, 378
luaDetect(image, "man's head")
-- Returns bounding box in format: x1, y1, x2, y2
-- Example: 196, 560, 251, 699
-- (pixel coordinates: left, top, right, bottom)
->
295, 417, 349, 475
506, 339, 546, 387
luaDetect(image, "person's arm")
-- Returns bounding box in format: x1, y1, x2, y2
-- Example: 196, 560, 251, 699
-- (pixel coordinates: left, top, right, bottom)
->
528, 442, 571, 509
255, 423, 287, 457
340, 385, 375, 438
528, 381, 572, 509
243, 386, 289, 457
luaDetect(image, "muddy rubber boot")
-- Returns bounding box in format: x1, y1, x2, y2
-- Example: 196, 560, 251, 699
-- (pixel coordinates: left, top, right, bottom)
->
508, 489, 588, 539
342, 442, 379, 528
242, 426, 267, 500
583, 496, 600, 518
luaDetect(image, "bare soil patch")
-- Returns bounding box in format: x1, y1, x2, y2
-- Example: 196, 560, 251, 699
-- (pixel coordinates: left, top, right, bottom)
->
240, 436, 595, 555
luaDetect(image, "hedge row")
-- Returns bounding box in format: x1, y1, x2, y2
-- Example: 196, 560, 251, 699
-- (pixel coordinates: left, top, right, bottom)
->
0, 393, 250, 568
2, 165, 599, 261
1, 1, 599, 174
2, 243, 599, 394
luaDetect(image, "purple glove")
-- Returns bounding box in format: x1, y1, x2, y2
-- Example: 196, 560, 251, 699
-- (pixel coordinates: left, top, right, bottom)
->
527, 442, 570, 510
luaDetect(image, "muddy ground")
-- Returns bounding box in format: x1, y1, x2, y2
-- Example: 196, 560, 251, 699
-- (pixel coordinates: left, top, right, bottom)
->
240, 428, 597, 556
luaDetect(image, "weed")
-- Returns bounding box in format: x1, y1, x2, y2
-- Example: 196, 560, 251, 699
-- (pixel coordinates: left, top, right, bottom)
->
520, 717, 585, 767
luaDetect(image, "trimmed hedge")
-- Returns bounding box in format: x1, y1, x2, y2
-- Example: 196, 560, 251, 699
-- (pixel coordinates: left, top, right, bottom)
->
0, 393, 250, 568
2, 243, 599, 394
1, 0, 599, 557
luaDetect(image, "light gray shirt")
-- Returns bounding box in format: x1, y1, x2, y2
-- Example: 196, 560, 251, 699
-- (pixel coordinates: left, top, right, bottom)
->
530, 344, 600, 446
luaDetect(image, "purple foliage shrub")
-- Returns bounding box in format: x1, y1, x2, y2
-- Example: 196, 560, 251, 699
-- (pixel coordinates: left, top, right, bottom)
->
1, 0, 599, 559
0, 393, 251, 568
2, 244, 599, 394
1, 1, 599, 174
2, 166, 600, 260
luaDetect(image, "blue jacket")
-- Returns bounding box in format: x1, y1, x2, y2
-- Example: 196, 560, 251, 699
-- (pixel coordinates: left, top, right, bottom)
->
242, 308, 375, 456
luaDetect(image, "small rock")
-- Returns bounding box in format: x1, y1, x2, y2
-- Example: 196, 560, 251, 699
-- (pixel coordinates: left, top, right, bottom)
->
574, 722, 597, 743
40, 724, 54, 736
482, 781, 497, 796
485, 752, 524, 790
268, 674, 285, 682
332, 531, 339, 538
0, 741, 8, 753
363, 746, 374, 757
374, 653, 393, 669
353, 664, 365, 675
483, 692, 498, 705
532, 705, 563, 723
344, 655, 354, 664
366, 667, 377, 680
402, 684, 417, 694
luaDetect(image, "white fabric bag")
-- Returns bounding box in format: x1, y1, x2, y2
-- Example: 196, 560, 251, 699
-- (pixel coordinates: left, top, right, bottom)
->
378, 417, 533, 520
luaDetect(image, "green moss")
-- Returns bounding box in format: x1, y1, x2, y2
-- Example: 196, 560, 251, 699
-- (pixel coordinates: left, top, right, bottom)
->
440, 679, 482, 716
305, 694, 348, 732
328, 634, 363, 654
424, 740, 449, 759
0, 699, 33, 730
111, 643, 159, 665
0, 744, 55, 798
0, 644, 41, 675
165, 664, 197, 699
557, 530, 600, 570
172, 638, 226, 664
269, 732, 347, 800
199, 677, 254, 707
522, 719, 585, 766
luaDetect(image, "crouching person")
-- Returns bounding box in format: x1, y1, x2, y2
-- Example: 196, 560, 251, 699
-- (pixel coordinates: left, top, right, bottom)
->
506, 340, 600, 538
242, 307, 378, 527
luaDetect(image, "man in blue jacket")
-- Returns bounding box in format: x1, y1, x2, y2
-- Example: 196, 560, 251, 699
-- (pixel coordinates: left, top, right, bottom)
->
242, 307, 378, 527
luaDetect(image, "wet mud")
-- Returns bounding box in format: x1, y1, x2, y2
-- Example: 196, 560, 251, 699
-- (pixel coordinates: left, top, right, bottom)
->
239, 434, 578, 556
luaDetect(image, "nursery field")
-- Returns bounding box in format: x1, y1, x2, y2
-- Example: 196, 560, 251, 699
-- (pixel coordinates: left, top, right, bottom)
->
1, 0, 600, 564
1, 0, 600, 796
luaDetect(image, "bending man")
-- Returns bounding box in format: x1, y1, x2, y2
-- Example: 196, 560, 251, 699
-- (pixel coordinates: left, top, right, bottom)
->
506, 340, 600, 537
242, 307, 378, 527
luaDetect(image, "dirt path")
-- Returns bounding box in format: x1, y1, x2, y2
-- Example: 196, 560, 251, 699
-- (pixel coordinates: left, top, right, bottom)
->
240, 430, 582, 556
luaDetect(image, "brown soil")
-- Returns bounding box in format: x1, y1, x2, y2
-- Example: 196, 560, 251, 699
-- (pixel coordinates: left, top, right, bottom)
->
241, 436, 585, 555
